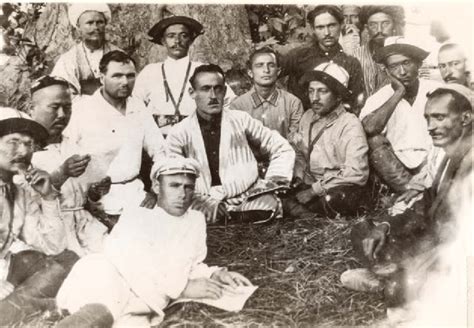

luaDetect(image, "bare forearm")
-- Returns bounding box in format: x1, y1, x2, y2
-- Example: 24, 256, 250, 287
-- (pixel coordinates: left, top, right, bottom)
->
362, 90, 404, 136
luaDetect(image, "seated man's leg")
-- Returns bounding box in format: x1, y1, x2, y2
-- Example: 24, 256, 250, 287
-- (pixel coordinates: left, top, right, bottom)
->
0, 250, 79, 325
228, 193, 278, 224
367, 135, 414, 193
56, 254, 139, 326
306, 185, 369, 218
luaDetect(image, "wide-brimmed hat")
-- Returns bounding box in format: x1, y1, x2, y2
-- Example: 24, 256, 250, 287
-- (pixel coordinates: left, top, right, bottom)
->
148, 16, 203, 45
299, 62, 352, 100
374, 36, 429, 64
68, 3, 111, 27
151, 156, 201, 180
0, 107, 48, 143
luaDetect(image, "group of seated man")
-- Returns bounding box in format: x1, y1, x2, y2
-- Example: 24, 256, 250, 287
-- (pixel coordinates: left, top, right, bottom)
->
0, 3, 472, 326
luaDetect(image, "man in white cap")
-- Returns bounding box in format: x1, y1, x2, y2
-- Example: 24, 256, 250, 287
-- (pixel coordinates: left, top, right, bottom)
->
51, 3, 122, 97
342, 84, 472, 308
167, 64, 295, 224
63, 51, 168, 216
284, 62, 369, 219
133, 15, 235, 136
0, 108, 78, 326
56, 156, 252, 327
29, 75, 108, 257
360, 36, 443, 194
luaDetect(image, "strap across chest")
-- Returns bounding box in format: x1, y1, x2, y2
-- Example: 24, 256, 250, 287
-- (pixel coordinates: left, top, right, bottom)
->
161, 61, 192, 116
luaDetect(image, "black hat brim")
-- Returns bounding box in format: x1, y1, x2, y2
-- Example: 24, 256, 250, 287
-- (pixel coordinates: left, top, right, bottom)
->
299, 71, 352, 100
148, 16, 203, 45
374, 44, 429, 64
0, 118, 49, 144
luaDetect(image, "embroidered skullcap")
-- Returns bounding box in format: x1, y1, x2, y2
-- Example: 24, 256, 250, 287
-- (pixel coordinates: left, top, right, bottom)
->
299, 62, 352, 99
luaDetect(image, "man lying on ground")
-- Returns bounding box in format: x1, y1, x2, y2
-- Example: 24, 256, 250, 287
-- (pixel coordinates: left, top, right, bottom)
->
55, 157, 251, 327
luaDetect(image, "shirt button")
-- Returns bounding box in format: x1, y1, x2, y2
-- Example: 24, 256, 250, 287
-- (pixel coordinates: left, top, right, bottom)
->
112, 129, 115, 133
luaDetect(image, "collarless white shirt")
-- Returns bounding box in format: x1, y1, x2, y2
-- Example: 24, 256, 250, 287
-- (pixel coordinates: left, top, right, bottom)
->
360, 79, 443, 169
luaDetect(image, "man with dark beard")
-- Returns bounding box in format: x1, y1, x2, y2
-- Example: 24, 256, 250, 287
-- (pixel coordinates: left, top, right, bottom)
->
348, 6, 405, 97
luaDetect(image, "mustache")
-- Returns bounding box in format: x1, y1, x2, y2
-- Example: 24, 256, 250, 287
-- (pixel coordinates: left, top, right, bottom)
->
12, 157, 30, 165
208, 99, 219, 105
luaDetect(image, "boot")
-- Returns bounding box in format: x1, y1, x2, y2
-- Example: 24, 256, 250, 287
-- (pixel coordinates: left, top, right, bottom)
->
56, 303, 114, 328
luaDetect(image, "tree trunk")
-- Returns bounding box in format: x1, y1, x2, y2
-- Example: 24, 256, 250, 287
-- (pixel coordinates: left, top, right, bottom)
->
0, 4, 252, 111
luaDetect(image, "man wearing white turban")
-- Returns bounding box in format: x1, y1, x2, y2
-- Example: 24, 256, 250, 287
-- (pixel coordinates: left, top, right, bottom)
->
51, 3, 122, 98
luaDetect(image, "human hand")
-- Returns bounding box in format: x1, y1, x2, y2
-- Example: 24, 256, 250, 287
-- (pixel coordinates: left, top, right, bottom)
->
0, 280, 14, 300
387, 71, 406, 96
140, 191, 157, 209
180, 278, 225, 300
88, 176, 112, 202
396, 189, 421, 204
362, 224, 389, 262
211, 269, 252, 290
296, 188, 316, 204
25, 169, 56, 200
61, 154, 91, 178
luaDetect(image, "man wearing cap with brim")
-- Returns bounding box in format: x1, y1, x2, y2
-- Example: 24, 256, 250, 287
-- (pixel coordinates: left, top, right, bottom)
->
133, 14, 235, 136
342, 84, 472, 310
0, 108, 79, 326
56, 156, 252, 327
360, 36, 443, 194
284, 62, 369, 219
51, 3, 122, 98
280, 5, 365, 114
29, 75, 108, 257
349, 5, 405, 97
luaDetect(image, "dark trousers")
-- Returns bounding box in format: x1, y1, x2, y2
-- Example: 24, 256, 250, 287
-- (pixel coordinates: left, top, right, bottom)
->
0, 250, 79, 326
367, 135, 420, 193
282, 184, 369, 219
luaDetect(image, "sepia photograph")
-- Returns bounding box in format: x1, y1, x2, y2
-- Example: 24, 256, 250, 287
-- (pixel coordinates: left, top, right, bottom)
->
0, 1, 472, 326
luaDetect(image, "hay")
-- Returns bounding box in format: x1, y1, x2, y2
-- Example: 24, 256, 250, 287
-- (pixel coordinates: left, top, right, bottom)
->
160, 216, 386, 327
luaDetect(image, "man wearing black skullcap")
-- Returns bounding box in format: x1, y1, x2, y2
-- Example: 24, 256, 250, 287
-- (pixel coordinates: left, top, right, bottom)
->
280, 5, 365, 114
349, 5, 406, 96
134, 14, 235, 136
0, 107, 78, 326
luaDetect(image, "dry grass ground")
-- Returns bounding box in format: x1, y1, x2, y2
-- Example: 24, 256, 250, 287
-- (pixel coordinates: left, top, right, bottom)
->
23, 214, 389, 327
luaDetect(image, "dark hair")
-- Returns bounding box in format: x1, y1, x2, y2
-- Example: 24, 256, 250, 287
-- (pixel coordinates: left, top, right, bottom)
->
247, 46, 280, 68
307, 5, 344, 27
359, 6, 405, 34
99, 50, 136, 74
189, 64, 226, 89
427, 88, 472, 114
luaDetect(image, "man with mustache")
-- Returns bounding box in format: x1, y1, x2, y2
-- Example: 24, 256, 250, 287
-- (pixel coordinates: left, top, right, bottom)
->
280, 5, 364, 114
55, 157, 252, 327
360, 37, 442, 194
29, 75, 108, 256
230, 47, 303, 140
63, 50, 168, 217
134, 15, 235, 136
0, 108, 79, 325
284, 63, 369, 219
438, 43, 471, 88
342, 84, 472, 309
52, 4, 122, 98
349, 6, 405, 96
167, 64, 295, 224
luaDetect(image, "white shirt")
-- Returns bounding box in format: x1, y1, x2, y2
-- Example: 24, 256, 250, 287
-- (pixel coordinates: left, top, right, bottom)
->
62, 89, 167, 184
82, 45, 103, 78
134, 55, 236, 116
360, 79, 442, 169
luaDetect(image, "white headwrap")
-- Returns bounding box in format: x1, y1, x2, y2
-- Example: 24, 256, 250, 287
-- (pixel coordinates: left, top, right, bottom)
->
68, 3, 112, 27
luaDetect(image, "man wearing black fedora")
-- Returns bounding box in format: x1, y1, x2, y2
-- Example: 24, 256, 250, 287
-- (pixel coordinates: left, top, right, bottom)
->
360, 36, 442, 194
134, 14, 235, 136
283, 62, 369, 219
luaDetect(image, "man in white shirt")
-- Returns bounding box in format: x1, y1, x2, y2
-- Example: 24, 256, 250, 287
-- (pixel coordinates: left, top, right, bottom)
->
134, 15, 235, 136
62, 50, 168, 215
51, 4, 122, 97
360, 37, 442, 193
56, 157, 252, 327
